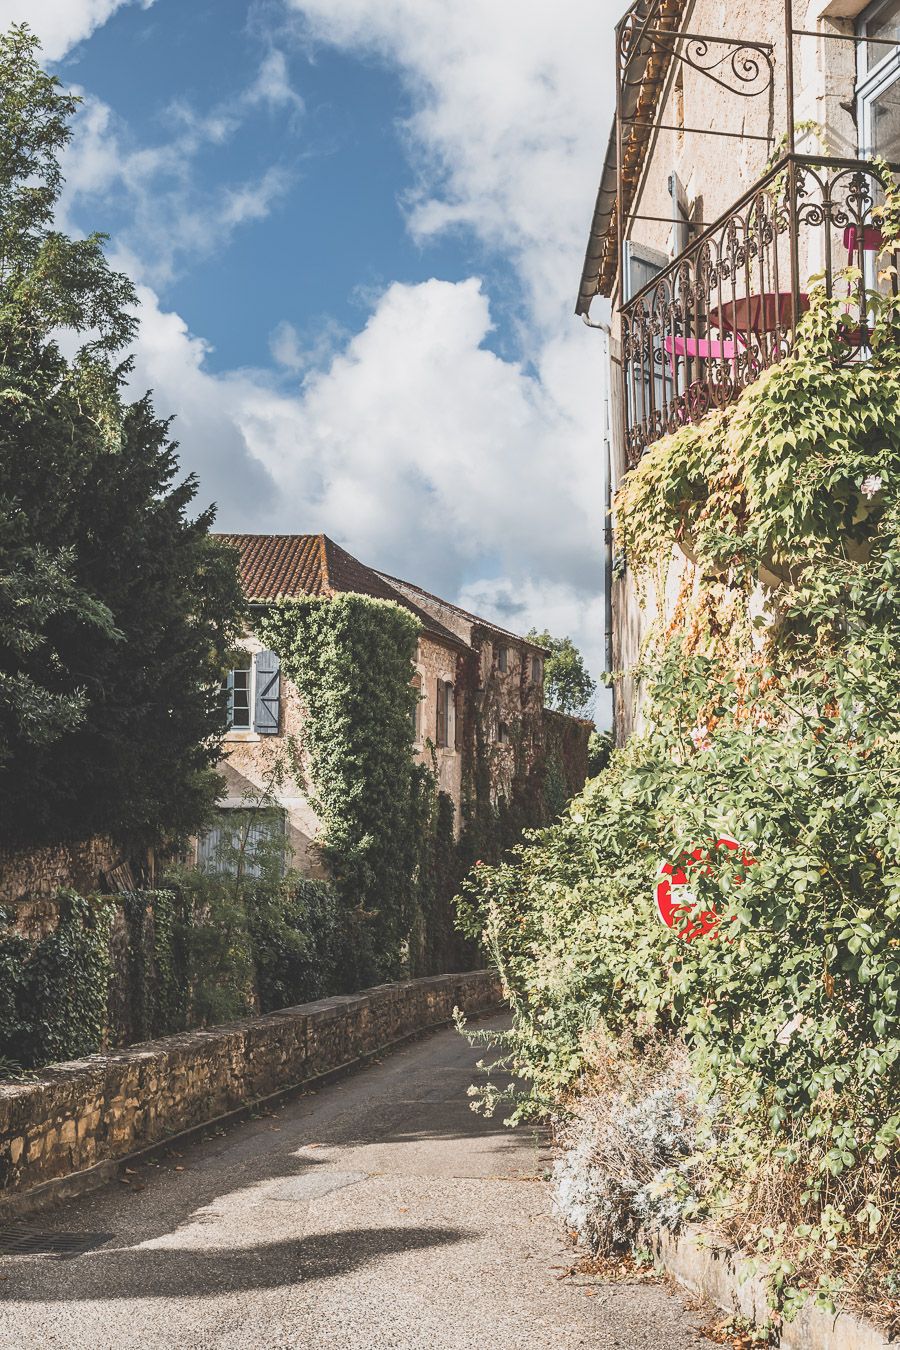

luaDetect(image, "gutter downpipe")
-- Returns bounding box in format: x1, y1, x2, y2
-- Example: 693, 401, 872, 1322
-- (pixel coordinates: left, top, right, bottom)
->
582, 313, 616, 739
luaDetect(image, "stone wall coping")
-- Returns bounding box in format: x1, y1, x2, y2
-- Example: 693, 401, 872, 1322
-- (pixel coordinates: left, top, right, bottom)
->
0, 968, 502, 1213
0, 971, 487, 1101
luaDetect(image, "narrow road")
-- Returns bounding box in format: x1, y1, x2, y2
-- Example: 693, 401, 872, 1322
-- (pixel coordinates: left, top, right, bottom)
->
0, 1016, 709, 1349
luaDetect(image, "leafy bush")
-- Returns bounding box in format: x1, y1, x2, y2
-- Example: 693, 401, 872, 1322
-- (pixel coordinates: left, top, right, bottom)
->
0, 26, 246, 851
461, 276, 900, 1318
245, 877, 344, 1011
0, 893, 112, 1066
121, 889, 188, 1040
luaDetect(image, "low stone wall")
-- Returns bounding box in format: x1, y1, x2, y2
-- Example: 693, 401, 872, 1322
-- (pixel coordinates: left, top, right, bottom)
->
0, 970, 501, 1205
651, 1224, 889, 1350
0, 836, 125, 913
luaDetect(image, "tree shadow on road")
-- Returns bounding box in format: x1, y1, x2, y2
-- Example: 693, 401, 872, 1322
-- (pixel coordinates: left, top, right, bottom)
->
0, 1225, 470, 1302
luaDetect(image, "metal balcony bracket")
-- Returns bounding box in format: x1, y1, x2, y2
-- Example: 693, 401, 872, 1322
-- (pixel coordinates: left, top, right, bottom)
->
624, 29, 775, 99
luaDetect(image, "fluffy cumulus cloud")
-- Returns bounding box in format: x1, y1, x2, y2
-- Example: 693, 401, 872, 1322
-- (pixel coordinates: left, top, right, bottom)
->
45, 0, 614, 708
283, 0, 610, 333
129, 278, 603, 615
0, 0, 154, 60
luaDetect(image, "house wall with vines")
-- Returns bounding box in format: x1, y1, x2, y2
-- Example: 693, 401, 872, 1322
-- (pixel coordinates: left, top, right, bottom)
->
610, 0, 872, 741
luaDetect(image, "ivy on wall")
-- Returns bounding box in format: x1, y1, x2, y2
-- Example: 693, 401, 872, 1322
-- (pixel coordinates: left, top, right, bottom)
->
462, 237, 900, 1318
259, 596, 588, 985
121, 889, 187, 1040
0, 893, 112, 1068
259, 594, 425, 986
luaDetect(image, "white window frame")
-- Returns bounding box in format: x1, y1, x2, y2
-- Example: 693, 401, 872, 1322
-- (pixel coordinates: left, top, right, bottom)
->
226, 656, 254, 732
410, 670, 424, 743
857, 0, 900, 157
434, 675, 456, 750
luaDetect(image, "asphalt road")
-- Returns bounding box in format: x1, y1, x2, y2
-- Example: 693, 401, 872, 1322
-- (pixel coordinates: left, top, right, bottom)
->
0, 1016, 709, 1349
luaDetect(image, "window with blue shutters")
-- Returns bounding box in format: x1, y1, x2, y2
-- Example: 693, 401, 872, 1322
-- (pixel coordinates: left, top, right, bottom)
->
197, 807, 286, 877
252, 649, 281, 735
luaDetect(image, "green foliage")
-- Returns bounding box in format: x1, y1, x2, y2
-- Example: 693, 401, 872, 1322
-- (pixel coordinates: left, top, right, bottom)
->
0, 893, 112, 1066
121, 889, 187, 1040
409, 788, 477, 975
527, 629, 596, 716
245, 876, 343, 1011
0, 24, 246, 848
258, 594, 425, 986
463, 253, 900, 1314
170, 866, 257, 1026
587, 729, 613, 778
0, 869, 347, 1072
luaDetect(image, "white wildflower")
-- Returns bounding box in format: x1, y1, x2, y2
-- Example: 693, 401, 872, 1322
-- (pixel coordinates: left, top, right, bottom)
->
690, 724, 712, 752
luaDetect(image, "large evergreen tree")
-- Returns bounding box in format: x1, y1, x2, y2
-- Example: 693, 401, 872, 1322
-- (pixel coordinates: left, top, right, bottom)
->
0, 25, 245, 850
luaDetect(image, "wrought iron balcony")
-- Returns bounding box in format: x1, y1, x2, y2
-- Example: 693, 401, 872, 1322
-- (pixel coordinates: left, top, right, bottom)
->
620, 154, 900, 466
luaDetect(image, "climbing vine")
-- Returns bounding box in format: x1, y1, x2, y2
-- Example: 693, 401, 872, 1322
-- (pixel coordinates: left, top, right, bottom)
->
0, 893, 113, 1067
258, 594, 426, 985
462, 206, 900, 1323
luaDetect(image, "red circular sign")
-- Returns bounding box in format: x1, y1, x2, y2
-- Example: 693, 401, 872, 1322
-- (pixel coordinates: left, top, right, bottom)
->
655, 836, 753, 944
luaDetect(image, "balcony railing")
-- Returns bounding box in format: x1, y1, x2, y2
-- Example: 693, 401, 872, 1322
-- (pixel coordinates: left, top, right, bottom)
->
620, 155, 900, 465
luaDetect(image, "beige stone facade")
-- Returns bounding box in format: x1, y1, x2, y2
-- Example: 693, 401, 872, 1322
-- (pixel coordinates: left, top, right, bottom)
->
583, 0, 883, 741
201, 535, 550, 873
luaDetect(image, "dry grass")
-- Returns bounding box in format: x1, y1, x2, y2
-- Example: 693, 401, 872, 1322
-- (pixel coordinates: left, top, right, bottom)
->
555, 1029, 899, 1334
711, 1130, 900, 1335
552, 1027, 710, 1256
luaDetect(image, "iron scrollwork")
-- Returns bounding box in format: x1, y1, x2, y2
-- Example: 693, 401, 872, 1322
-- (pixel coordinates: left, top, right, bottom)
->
636, 30, 775, 99
620, 156, 900, 466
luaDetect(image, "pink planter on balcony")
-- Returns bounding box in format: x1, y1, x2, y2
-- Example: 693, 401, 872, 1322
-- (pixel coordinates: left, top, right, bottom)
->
663, 335, 740, 378
708, 291, 810, 335
843, 225, 883, 257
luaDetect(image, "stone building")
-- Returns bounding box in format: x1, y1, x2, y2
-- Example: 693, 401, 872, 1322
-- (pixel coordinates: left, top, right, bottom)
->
579, 0, 899, 739
203, 533, 560, 872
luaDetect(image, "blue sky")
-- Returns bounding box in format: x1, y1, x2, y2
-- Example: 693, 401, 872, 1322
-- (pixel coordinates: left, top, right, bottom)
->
59, 0, 498, 374
8, 0, 614, 716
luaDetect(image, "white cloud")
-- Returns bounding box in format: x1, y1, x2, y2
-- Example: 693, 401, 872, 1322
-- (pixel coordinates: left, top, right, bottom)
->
246, 48, 305, 119
282, 0, 611, 334
49, 0, 615, 711
57, 51, 303, 287
124, 274, 606, 714
0, 0, 155, 61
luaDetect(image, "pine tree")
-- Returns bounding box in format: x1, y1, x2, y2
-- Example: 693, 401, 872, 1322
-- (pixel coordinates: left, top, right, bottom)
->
0, 25, 246, 850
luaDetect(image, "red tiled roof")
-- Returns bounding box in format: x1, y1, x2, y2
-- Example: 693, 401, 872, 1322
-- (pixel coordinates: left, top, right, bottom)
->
216, 534, 329, 599
214, 534, 468, 651
376, 572, 549, 652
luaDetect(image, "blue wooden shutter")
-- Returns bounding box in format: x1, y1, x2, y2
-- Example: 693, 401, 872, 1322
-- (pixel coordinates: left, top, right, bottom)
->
253, 650, 281, 734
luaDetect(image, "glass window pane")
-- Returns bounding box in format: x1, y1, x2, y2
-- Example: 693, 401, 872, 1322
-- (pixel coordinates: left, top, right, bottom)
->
867, 0, 900, 69
228, 662, 252, 729
869, 72, 900, 159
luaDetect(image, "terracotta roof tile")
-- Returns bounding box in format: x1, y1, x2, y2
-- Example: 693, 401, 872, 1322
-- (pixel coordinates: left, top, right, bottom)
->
216, 534, 329, 599
214, 533, 468, 651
